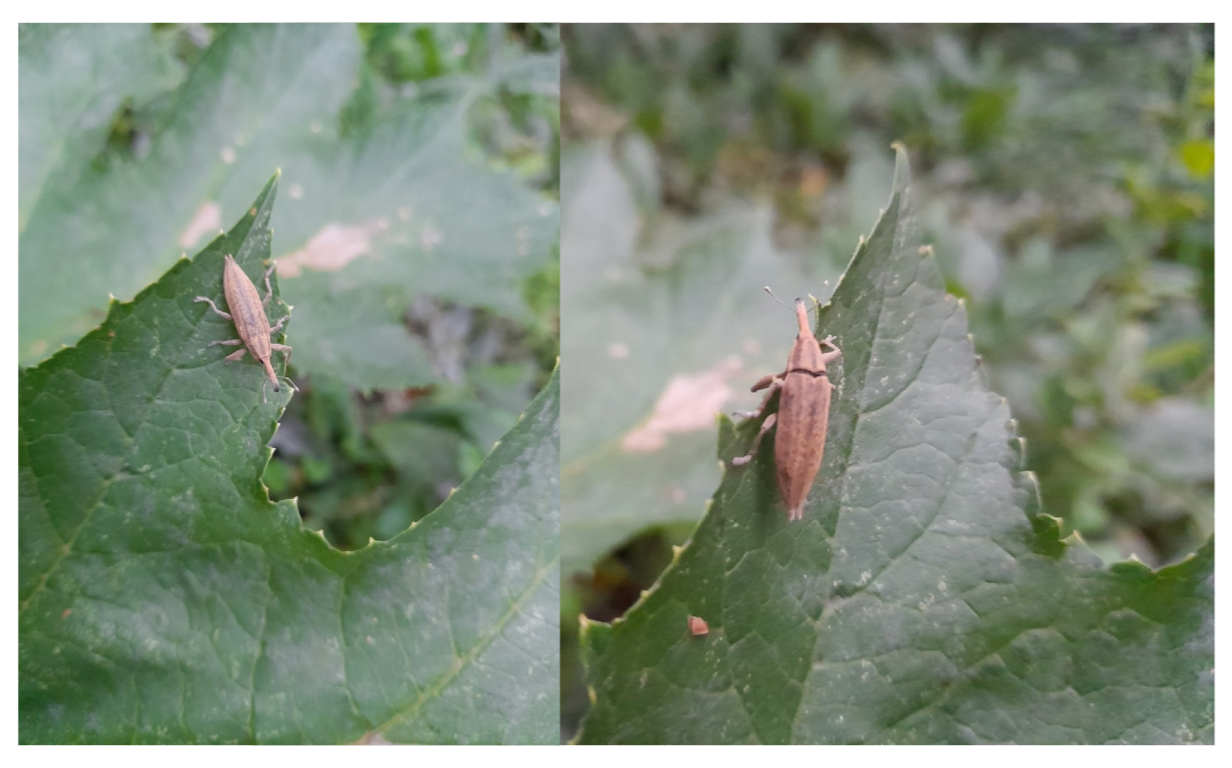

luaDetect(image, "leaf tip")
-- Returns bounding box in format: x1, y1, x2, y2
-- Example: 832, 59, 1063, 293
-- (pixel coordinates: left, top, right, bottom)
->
1109, 555, 1157, 577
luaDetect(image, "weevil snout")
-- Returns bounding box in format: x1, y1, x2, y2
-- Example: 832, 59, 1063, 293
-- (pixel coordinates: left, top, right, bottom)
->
794, 298, 811, 336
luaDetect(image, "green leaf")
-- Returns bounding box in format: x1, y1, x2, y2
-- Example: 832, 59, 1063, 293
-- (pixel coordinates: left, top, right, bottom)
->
277, 90, 558, 390
18, 24, 181, 230
576, 146, 1213, 744
494, 52, 561, 96
20, 24, 559, 393
20, 176, 560, 744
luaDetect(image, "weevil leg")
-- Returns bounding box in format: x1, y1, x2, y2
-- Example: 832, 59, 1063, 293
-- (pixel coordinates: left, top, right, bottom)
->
733, 376, 782, 419
750, 371, 785, 393
194, 296, 232, 320
261, 262, 277, 306
268, 314, 288, 334
271, 342, 292, 369
731, 413, 777, 466
208, 339, 243, 347
820, 336, 842, 364
223, 348, 248, 363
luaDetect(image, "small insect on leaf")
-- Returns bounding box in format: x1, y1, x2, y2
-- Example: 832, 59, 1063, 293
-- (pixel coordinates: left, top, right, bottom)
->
688, 615, 709, 636
731, 295, 841, 521
194, 254, 297, 403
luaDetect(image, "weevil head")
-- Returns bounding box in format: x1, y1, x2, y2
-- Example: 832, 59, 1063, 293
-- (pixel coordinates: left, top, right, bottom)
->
787, 298, 829, 373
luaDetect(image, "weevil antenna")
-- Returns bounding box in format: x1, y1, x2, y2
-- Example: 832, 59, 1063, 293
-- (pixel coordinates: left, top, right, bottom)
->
762, 286, 788, 307
767, 286, 826, 319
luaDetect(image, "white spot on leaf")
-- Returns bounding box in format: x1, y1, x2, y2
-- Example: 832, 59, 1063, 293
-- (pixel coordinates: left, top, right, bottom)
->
622, 357, 743, 453
179, 201, 221, 249
277, 221, 383, 277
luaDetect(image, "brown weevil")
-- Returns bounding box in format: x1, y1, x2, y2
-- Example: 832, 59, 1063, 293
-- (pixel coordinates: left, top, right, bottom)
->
195, 254, 296, 403
732, 297, 841, 521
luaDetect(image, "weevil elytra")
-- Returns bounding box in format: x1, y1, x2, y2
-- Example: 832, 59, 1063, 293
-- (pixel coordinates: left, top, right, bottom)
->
732, 298, 841, 521
195, 254, 296, 402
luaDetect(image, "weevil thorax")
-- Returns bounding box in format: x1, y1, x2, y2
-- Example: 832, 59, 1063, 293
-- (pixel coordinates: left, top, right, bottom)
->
788, 299, 825, 374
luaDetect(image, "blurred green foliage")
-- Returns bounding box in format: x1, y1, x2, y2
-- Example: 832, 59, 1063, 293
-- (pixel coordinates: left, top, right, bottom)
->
560, 23, 1212, 740
273, 23, 560, 549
